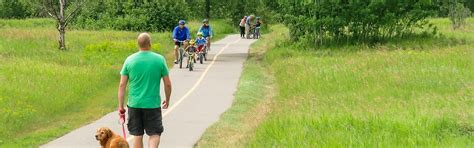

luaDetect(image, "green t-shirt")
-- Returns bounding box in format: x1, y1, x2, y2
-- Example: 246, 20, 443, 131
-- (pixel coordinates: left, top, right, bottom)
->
120, 51, 169, 108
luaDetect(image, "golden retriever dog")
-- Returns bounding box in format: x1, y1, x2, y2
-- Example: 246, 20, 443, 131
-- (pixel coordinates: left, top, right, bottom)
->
95, 127, 129, 148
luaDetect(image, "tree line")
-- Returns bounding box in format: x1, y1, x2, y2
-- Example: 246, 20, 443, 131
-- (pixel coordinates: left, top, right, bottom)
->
0, 0, 472, 48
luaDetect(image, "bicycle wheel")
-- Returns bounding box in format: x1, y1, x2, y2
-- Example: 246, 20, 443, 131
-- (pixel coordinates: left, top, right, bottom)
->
204, 46, 208, 61
189, 58, 193, 71
179, 48, 183, 69
199, 53, 203, 64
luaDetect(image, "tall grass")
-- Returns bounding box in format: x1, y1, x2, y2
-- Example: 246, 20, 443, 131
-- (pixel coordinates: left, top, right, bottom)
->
246, 18, 473, 147
197, 18, 473, 147
197, 24, 288, 147
0, 18, 234, 146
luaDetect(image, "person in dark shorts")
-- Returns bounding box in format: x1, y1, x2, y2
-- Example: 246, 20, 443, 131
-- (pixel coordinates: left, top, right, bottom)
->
172, 20, 191, 64
118, 33, 172, 148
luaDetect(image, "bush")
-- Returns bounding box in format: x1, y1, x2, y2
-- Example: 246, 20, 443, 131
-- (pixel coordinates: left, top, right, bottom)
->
74, 0, 189, 32
269, 0, 438, 46
448, 2, 472, 30
0, 0, 29, 19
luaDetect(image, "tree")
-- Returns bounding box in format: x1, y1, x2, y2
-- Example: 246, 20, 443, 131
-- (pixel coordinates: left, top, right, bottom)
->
0, 0, 28, 19
205, 0, 210, 19
448, 2, 472, 30
42, 0, 84, 50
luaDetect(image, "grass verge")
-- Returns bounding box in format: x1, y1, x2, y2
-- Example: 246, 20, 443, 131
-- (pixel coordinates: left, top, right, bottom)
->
198, 18, 473, 147
197, 24, 288, 147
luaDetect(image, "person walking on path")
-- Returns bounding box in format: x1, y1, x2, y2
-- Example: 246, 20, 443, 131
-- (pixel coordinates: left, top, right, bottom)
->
118, 33, 172, 148
245, 15, 255, 39
239, 16, 247, 38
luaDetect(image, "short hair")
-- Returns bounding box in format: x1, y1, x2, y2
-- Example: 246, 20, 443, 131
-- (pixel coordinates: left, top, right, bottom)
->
137, 33, 151, 49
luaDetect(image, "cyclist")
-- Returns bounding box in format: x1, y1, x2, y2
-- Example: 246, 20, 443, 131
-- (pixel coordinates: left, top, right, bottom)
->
185, 39, 198, 68
172, 20, 191, 64
198, 19, 213, 51
195, 32, 207, 60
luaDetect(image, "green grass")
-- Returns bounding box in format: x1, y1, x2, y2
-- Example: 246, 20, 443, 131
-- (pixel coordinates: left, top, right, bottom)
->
200, 18, 473, 147
197, 24, 288, 147
0, 18, 234, 146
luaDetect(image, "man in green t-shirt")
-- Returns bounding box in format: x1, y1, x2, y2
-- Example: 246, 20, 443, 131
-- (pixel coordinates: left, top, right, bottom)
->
118, 33, 172, 148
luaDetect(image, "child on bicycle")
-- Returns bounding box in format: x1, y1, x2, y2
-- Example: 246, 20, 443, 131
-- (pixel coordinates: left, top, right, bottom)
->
195, 32, 207, 60
185, 39, 198, 67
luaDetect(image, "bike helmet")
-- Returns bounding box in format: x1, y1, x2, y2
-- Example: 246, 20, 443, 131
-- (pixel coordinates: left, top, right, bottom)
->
189, 39, 195, 45
202, 19, 209, 23
197, 32, 203, 36
179, 20, 185, 25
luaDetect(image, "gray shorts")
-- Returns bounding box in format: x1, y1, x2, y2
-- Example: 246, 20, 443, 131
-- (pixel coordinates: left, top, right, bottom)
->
127, 106, 164, 136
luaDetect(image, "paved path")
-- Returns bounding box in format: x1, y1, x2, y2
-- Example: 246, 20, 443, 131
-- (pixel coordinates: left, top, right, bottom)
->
42, 34, 256, 148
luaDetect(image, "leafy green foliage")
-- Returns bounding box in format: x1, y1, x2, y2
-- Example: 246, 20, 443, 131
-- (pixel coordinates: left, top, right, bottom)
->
269, 0, 439, 45
0, 0, 29, 19
74, 0, 189, 32
448, 2, 472, 30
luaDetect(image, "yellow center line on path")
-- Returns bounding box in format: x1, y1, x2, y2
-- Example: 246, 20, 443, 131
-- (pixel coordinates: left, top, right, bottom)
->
126, 38, 241, 142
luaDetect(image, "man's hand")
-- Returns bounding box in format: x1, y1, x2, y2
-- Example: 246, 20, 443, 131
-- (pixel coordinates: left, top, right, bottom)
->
118, 75, 128, 116
162, 100, 169, 109
118, 107, 125, 114
118, 107, 126, 116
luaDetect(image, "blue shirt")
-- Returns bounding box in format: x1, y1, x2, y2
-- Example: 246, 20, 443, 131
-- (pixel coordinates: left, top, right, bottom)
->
198, 25, 213, 38
195, 37, 207, 46
172, 26, 191, 41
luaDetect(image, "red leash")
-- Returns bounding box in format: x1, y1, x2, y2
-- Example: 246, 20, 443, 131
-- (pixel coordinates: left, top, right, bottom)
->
119, 109, 126, 139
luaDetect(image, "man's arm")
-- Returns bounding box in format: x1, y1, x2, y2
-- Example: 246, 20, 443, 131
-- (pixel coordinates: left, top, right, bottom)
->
118, 75, 128, 110
172, 27, 177, 40
162, 76, 172, 109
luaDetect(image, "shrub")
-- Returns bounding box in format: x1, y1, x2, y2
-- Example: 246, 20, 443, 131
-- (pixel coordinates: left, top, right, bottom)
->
74, 0, 189, 32
448, 2, 472, 30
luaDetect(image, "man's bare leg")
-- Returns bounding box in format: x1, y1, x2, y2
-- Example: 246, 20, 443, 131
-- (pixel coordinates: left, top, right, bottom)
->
149, 135, 161, 148
174, 45, 179, 62
133, 136, 144, 148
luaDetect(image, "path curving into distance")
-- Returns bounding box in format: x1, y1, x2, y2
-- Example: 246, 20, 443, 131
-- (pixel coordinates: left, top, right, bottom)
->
42, 34, 256, 148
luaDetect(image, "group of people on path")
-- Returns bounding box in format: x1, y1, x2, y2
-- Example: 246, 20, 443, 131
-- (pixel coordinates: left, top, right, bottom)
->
239, 15, 262, 39
172, 19, 213, 64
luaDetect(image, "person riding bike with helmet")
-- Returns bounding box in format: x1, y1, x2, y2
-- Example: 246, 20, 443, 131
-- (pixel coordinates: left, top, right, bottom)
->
196, 32, 207, 50
172, 20, 191, 64
195, 32, 207, 61
185, 39, 198, 68
198, 19, 213, 51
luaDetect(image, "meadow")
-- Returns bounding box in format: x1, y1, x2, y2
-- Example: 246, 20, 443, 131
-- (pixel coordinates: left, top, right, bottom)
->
0, 18, 234, 146
199, 18, 473, 147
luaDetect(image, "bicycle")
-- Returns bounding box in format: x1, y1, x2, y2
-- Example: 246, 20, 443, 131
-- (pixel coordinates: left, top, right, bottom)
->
186, 51, 196, 71
198, 44, 208, 64
249, 26, 257, 39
